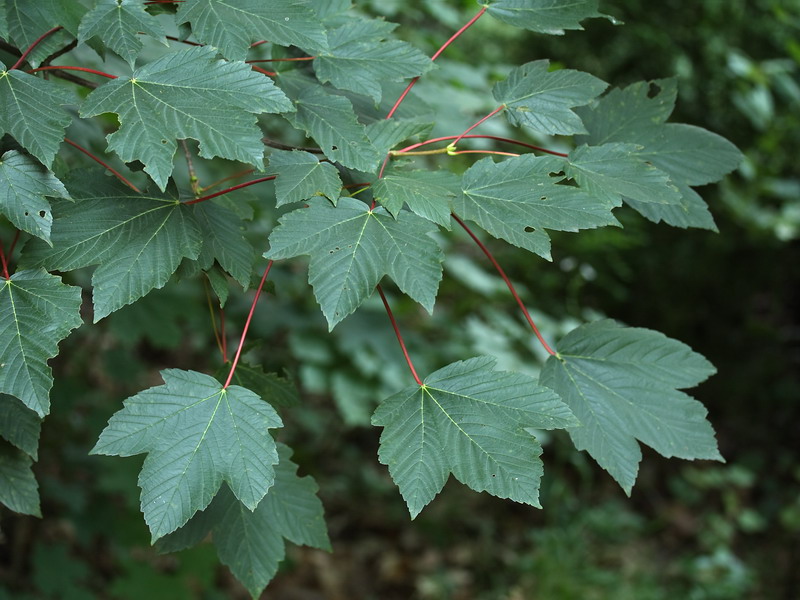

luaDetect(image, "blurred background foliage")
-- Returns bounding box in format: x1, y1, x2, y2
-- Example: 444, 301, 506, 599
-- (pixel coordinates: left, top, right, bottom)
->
1, 0, 798, 598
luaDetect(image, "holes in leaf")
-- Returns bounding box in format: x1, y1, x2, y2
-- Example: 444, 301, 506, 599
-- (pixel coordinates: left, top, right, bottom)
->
524, 226, 535, 233
39, 210, 47, 218
161, 139, 168, 144
647, 82, 662, 98
331, 145, 338, 151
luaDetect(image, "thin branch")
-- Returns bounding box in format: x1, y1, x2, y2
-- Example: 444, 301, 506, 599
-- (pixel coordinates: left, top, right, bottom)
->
41, 39, 78, 67
200, 169, 255, 193
451, 105, 505, 147
449, 149, 520, 157
11, 26, 63, 70
377, 285, 423, 386
251, 65, 277, 77
64, 138, 141, 192
0, 237, 10, 280
246, 57, 315, 63
394, 134, 569, 158
28, 65, 117, 79
452, 213, 556, 356
181, 140, 200, 196
165, 35, 203, 47
183, 175, 277, 205
262, 137, 324, 154
8, 230, 21, 259
223, 261, 273, 389
385, 6, 487, 119
204, 278, 225, 361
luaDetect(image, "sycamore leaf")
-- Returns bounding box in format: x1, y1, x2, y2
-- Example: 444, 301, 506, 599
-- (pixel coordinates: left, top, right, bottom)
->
365, 119, 433, 156
78, 0, 167, 67
176, 0, 328, 61
269, 150, 342, 207
0, 270, 82, 417
0, 149, 70, 244
455, 155, 619, 259
80, 46, 293, 190
4, 0, 79, 66
0, 63, 73, 167
0, 440, 40, 516
566, 143, 682, 205
372, 169, 459, 229
219, 363, 299, 408
91, 369, 283, 541
0, 393, 40, 459
485, 0, 616, 35
0, 1, 7, 40
157, 443, 329, 599
493, 60, 607, 135
314, 21, 433, 103
21, 181, 202, 321
192, 201, 255, 289
540, 319, 723, 494
265, 197, 444, 329
204, 265, 230, 307
372, 356, 577, 518
576, 79, 741, 229
282, 83, 382, 173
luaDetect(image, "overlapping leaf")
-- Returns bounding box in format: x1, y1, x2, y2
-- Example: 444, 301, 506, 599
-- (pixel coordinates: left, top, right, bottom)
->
0, 440, 40, 516
192, 201, 255, 288
282, 83, 382, 172
373, 356, 577, 518
78, 0, 167, 67
219, 363, 299, 408
372, 168, 459, 228
493, 60, 607, 135
265, 197, 444, 329
157, 443, 329, 599
0, 0, 8, 40
0, 63, 73, 167
576, 79, 742, 229
4, 1, 81, 66
92, 369, 283, 541
0, 393, 40, 459
485, 0, 615, 34
540, 319, 723, 493
0, 270, 82, 417
80, 46, 293, 190
455, 155, 619, 259
566, 143, 682, 206
269, 150, 342, 206
314, 20, 433, 103
0, 149, 70, 243
21, 180, 203, 321
176, 0, 328, 61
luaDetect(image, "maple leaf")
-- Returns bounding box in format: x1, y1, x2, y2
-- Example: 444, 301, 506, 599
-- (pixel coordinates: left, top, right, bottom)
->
0, 440, 40, 516
485, 0, 616, 35
0, 149, 70, 244
540, 319, 723, 493
219, 362, 299, 409
455, 155, 619, 259
78, 0, 167, 67
192, 201, 255, 289
4, 0, 81, 66
314, 20, 433, 103
156, 443, 329, 599
0, 270, 82, 417
92, 369, 283, 541
373, 356, 577, 518
0, 393, 40, 460
80, 46, 293, 190
176, 0, 328, 61
0, 63, 73, 167
265, 197, 444, 329
269, 150, 342, 207
372, 168, 460, 229
21, 179, 203, 321
493, 60, 607, 135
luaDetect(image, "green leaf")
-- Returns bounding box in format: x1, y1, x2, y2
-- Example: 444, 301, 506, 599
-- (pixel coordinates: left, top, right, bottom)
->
282, 83, 382, 172
265, 197, 444, 329
21, 181, 202, 321
0, 270, 82, 417
219, 362, 299, 408
566, 143, 682, 206
78, 0, 167, 67
4, 1, 78, 67
0, 393, 40, 459
365, 119, 433, 155
484, 0, 615, 35
372, 356, 577, 518
0, 0, 8, 40
0, 440, 40, 516
455, 155, 619, 259
0, 63, 73, 167
176, 0, 328, 61
80, 46, 293, 190
314, 21, 433, 103
157, 443, 329, 599
493, 60, 607, 135
0, 149, 70, 243
372, 168, 459, 229
204, 264, 230, 307
192, 201, 255, 289
576, 79, 742, 229
91, 369, 283, 541
540, 319, 723, 494
269, 150, 342, 207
